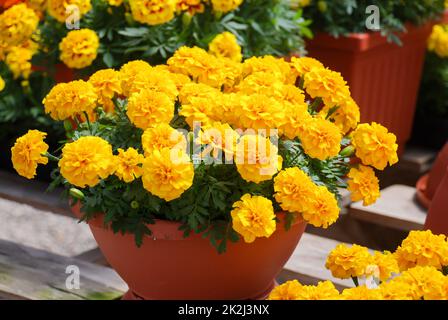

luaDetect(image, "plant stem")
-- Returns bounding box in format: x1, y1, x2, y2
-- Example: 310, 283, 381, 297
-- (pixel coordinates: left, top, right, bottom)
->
44, 152, 60, 162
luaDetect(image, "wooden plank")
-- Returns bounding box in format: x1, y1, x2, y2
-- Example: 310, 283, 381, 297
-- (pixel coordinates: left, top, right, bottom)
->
0, 171, 71, 217
398, 147, 436, 174
279, 233, 353, 290
349, 185, 426, 231
74, 248, 109, 267
0, 239, 127, 300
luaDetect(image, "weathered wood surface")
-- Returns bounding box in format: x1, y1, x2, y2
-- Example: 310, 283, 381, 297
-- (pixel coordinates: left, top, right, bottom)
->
0, 239, 127, 300
0, 171, 71, 217
279, 233, 353, 290
74, 248, 109, 267
349, 185, 426, 231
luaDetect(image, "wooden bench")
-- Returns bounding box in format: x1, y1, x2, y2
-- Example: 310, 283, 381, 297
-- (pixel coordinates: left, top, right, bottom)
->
0, 238, 127, 300
279, 233, 352, 290
0, 171, 70, 217
349, 185, 426, 231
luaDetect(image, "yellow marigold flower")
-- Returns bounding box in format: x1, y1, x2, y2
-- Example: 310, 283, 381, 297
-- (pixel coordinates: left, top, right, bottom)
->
320, 97, 360, 135
304, 68, 351, 108
290, 56, 324, 78
141, 148, 194, 201
231, 194, 276, 243
215, 92, 239, 125
347, 165, 380, 206
235, 134, 282, 184
106, 0, 123, 6
211, 0, 243, 13
293, 281, 340, 300
379, 280, 415, 300
236, 72, 284, 96
274, 166, 316, 214
11, 130, 49, 179
298, 117, 342, 160
126, 90, 174, 130
179, 96, 216, 128
88, 69, 122, 112
427, 24, 448, 58
325, 244, 372, 279
302, 185, 340, 228
208, 31, 242, 62
154, 64, 192, 92
119, 60, 152, 96
341, 286, 383, 300
233, 93, 286, 131
268, 280, 303, 300
129, 0, 176, 26
394, 266, 448, 300
114, 148, 144, 183
242, 55, 295, 84
280, 101, 311, 140
59, 29, 99, 69
394, 230, 448, 271
197, 121, 240, 159
0, 75, 5, 91
176, 0, 205, 15
0, 3, 39, 46
141, 123, 187, 157
351, 122, 399, 170
167, 46, 229, 88
178, 82, 220, 105
47, 0, 92, 23
43, 80, 98, 121
126, 68, 178, 101
292, 0, 311, 8
370, 251, 399, 282
5, 46, 33, 79
59, 136, 115, 188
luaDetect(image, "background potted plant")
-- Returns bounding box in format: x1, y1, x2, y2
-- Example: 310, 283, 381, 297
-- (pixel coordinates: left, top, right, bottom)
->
411, 23, 448, 151
10, 42, 399, 299
0, 0, 310, 180
300, 0, 446, 154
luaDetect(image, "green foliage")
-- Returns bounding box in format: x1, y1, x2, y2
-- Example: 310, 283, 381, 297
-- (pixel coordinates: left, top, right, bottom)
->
417, 52, 448, 118
302, 0, 445, 44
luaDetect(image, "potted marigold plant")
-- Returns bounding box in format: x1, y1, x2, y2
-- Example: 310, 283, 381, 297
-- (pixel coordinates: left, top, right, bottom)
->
0, 0, 310, 179
268, 230, 448, 300
11, 45, 398, 300
301, 0, 446, 153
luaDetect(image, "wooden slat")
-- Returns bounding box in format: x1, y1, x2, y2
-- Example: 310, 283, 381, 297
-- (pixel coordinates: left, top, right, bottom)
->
0, 171, 71, 217
398, 147, 435, 174
279, 233, 353, 290
349, 185, 426, 231
74, 248, 109, 267
0, 239, 127, 300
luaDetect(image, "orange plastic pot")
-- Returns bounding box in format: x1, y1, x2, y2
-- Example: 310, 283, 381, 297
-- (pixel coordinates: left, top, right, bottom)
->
416, 142, 448, 209
306, 21, 435, 154
71, 203, 307, 300
424, 166, 448, 236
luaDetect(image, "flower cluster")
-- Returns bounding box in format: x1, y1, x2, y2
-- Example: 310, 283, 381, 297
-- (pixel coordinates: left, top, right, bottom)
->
271, 230, 448, 300
428, 24, 448, 58
0, 3, 39, 80
12, 45, 396, 251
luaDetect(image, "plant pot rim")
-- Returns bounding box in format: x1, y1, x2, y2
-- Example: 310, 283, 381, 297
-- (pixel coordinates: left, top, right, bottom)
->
308, 19, 436, 52
70, 201, 305, 241
416, 173, 431, 209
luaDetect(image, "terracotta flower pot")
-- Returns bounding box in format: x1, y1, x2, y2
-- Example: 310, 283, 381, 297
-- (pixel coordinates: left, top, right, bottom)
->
71, 203, 307, 300
424, 166, 448, 235
306, 21, 436, 155
31, 63, 75, 83
416, 142, 448, 209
